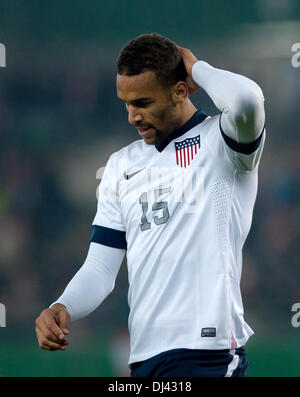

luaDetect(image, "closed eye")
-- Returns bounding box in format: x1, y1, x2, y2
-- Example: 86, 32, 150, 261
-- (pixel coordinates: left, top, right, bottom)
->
118, 97, 154, 108
130, 100, 153, 108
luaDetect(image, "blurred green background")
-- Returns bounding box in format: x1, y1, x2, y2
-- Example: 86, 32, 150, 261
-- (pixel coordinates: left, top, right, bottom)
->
0, 0, 300, 377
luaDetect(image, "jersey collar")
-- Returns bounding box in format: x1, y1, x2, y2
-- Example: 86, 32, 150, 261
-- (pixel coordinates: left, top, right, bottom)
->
154, 109, 207, 152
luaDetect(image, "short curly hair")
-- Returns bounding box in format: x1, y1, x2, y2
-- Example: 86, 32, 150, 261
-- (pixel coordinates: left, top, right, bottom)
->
117, 33, 187, 87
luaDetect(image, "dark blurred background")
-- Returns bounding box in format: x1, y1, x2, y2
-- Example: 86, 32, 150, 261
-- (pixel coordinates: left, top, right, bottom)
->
0, 0, 300, 377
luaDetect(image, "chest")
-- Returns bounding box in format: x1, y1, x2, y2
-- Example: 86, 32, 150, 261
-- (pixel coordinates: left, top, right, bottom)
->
117, 138, 232, 230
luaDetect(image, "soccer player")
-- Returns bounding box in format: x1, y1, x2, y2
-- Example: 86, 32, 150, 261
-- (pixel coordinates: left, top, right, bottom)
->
35, 33, 265, 377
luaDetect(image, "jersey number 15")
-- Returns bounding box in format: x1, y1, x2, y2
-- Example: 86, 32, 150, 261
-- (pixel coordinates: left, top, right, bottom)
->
139, 187, 171, 231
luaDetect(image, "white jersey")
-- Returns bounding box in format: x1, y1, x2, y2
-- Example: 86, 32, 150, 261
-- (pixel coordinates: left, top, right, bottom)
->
92, 109, 265, 364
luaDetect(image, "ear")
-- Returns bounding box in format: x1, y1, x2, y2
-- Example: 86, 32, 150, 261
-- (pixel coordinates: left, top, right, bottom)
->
172, 81, 189, 103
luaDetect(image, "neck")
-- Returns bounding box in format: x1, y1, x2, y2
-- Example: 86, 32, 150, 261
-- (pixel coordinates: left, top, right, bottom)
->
171, 99, 197, 133
154, 103, 207, 152
178, 99, 197, 128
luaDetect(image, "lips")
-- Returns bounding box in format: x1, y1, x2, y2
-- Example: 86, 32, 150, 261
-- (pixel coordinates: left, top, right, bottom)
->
137, 126, 153, 137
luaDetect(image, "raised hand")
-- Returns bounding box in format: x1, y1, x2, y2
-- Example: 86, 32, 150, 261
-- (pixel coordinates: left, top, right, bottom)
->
177, 45, 200, 94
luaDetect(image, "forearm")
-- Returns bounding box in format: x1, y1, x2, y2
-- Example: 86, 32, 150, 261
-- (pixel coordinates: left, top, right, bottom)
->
50, 242, 125, 321
192, 61, 265, 143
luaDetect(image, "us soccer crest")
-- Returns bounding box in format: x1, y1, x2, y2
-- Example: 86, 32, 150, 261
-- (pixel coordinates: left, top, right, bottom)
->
175, 135, 201, 168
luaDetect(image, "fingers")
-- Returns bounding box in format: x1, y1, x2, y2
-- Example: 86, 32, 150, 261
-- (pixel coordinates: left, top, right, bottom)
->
55, 309, 70, 335
186, 76, 200, 94
35, 327, 67, 351
35, 308, 70, 351
176, 44, 187, 56
177, 46, 200, 93
176, 45, 198, 76
40, 309, 65, 340
176, 45, 190, 57
39, 318, 69, 343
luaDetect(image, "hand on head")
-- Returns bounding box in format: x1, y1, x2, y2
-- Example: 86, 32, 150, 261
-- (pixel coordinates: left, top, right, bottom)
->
177, 45, 200, 94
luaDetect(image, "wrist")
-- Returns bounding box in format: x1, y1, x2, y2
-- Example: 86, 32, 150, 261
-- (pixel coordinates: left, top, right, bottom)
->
50, 302, 68, 312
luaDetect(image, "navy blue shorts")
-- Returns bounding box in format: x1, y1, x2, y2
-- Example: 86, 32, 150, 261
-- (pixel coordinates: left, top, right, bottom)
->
130, 347, 248, 377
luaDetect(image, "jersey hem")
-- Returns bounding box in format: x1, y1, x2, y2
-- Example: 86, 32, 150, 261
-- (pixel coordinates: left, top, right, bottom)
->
128, 334, 252, 364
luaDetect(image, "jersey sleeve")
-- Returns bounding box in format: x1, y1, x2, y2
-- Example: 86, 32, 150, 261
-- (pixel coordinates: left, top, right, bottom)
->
191, 61, 266, 172
49, 242, 125, 321
204, 115, 265, 173
91, 154, 127, 249
219, 113, 266, 172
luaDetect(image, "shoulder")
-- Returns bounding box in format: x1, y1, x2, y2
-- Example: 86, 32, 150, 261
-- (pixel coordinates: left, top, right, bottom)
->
104, 139, 146, 180
196, 114, 220, 142
109, 138, 145, 163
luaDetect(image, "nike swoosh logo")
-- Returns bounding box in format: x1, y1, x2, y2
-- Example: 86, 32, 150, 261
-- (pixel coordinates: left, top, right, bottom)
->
124, 168, 145, 180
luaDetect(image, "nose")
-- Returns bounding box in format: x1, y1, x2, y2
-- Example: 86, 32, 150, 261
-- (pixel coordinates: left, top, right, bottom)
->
127, 104, 143, 125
